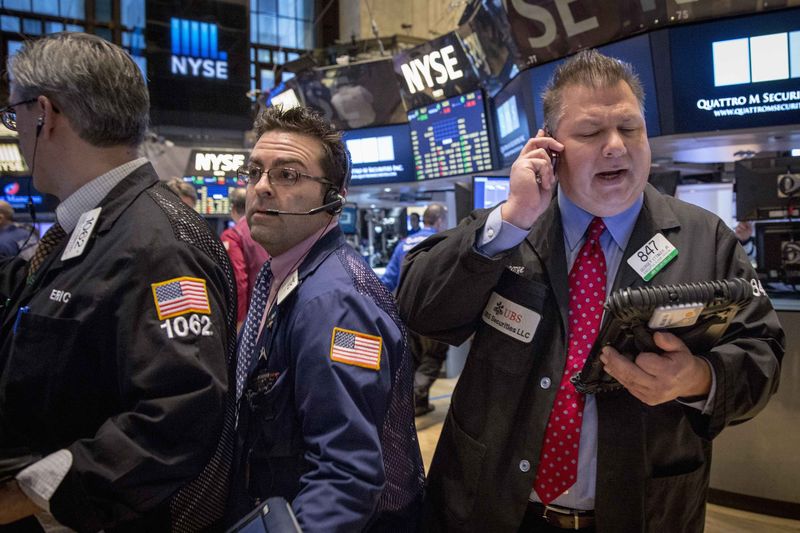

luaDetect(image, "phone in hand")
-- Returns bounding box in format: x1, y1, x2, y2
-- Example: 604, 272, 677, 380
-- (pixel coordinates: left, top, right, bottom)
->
543, 125, 559, 175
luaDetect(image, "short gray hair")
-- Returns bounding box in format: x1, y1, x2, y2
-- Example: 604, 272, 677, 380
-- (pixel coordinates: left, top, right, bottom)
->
9, 32, 149, 147
542, 49, 645, 134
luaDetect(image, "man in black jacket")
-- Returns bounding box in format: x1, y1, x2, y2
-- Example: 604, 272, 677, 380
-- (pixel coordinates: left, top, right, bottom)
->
397, 50, 783, 532
0, 33, 236, 532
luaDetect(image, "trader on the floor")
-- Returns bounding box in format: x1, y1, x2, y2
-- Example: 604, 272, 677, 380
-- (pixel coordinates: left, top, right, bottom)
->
397, 49, 783, 532
381, 203, 449, 416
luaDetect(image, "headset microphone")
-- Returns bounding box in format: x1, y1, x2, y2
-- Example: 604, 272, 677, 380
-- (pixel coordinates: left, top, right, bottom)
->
262, 194, 344, 216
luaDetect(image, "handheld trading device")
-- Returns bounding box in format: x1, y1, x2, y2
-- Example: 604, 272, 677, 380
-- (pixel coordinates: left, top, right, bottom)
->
571, 278, 755, 394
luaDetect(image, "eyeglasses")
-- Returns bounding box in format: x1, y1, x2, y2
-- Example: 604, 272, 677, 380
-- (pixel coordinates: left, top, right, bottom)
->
236, 166, 335, 188
0, 98, 37, 132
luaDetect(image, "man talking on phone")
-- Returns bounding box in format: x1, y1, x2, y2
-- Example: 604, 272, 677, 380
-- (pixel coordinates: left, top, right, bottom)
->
397, 50, 783, 532
226, 105, 423, 532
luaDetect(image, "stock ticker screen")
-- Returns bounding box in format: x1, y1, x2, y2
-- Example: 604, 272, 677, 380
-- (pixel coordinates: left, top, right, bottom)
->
183, 176, 240, 216
408, 90, 494, 180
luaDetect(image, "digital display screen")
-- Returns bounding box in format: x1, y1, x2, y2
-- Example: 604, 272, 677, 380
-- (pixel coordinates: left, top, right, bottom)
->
183, 176, 241, 216
146, 2, 250, 130
492, 73, 536, 168
473, 175, 510, 209
408, 90, 494, 180
299, 59, 406, 130
0, 177, 58, 213
668, 8, 800, 134
343, 124, 415, 184
339, 205, 357, 234
527, 34, 661, 137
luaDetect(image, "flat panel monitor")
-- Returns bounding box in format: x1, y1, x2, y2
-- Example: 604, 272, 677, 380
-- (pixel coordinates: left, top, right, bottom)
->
298, 59, 406, 130
339, 205, 357, 234
0, 177, 58, 213
343, 124, 415, 184
527, 33, 661, 137
183, 176, 241, 216
492, 73, 535, 168
408, 90, 494, 180
675, 182, 735, 228
668, 8, 800, 134
735, 156, 800, 220
755, 221, 800, 280
473, 175, 510, 209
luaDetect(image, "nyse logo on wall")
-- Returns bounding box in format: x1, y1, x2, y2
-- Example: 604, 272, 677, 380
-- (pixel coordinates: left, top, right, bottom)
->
186, 150, 248, 177
393, 32, 481, 110
170, 17, 228, 80
399, 45, 465, 95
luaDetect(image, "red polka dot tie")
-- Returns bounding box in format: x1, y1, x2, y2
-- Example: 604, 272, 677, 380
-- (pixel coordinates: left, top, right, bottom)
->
534, 216, 607, 505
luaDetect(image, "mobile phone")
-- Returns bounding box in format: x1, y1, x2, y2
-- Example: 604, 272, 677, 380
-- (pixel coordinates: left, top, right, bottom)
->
543, 125, 559, 174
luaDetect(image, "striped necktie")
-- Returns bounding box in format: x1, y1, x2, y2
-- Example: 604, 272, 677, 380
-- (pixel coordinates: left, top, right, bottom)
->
235, 260, 272, 401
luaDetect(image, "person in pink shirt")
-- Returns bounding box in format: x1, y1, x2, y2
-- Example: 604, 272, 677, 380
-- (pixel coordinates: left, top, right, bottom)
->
221, 187, 269, 328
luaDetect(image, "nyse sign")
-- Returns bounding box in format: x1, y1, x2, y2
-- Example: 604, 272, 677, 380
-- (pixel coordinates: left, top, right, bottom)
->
399, 45, 465, 94
169, 18, 229, 80
503, 0, 723, 66
190, 151, 247, 177
171, 57, 228, 79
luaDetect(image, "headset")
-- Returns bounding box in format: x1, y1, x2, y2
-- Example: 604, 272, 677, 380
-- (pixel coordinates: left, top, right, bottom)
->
36, 115, 44, 137
263, 150, 349, 217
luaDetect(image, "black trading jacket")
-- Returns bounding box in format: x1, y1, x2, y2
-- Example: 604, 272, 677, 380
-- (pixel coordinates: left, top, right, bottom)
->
0, 164, 237, 532
397, 184, 784, 533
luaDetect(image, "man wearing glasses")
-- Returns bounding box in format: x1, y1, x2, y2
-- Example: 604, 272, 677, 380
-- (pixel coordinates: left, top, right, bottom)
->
0, 33, 236, 531
226, 105, 424, 532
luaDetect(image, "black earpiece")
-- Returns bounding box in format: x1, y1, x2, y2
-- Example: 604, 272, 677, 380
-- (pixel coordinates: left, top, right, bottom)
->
36, 116, 44, 137
323, 187, 344, 215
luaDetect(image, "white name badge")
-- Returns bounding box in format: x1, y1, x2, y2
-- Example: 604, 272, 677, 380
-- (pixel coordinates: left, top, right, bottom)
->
481, 292, 540, 343
626, 233, 678, 282
61, 207, 102, 261
276, 270, 299, 305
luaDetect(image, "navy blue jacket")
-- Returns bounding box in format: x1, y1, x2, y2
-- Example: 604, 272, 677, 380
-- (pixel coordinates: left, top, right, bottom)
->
232, 227, 424, 532
380, 227, 437, 291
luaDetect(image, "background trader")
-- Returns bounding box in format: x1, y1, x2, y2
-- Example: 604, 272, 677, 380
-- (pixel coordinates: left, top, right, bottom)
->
381, 203, 449, 416
221, 187, 270, 328
0, 33, 237, 532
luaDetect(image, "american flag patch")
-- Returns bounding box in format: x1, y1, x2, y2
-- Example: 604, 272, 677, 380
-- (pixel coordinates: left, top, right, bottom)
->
151, 276, 211, 320
329, 327, 382, 370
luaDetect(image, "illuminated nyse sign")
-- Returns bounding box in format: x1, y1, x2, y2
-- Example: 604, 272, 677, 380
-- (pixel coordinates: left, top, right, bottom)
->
696, 29, 800, 118
190, 151, 247, 177
170, 18, 228, 80
399, 45, 464, 94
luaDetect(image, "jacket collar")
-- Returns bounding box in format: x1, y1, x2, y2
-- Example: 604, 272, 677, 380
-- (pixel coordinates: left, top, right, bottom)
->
28, 164, 158, 290
296, 225, 347, 283
525, 183, 682, 328
610, 183, 682, 293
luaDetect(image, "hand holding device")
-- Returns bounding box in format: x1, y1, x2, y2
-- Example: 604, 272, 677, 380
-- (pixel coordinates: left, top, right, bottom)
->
501, 128, 563, 229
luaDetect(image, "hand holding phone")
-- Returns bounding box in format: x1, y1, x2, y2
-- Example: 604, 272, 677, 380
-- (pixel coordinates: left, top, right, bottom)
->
502, 128, 564, 229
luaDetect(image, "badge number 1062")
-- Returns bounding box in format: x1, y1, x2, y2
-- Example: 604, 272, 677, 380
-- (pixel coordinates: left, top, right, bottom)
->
161, 313, 213, 338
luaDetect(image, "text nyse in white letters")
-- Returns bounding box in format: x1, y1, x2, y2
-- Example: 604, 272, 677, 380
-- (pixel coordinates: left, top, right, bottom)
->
400, 45, 464, 94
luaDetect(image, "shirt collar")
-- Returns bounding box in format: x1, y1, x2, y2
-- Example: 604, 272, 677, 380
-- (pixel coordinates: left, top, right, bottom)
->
56, 157, 148, 233
269, 221, 339, 285
558, 187, 643, 253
